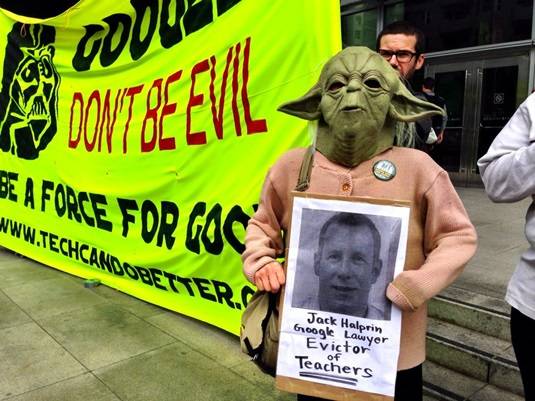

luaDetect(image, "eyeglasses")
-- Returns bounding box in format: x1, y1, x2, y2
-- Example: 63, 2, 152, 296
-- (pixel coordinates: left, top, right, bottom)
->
378, 49, 418, 63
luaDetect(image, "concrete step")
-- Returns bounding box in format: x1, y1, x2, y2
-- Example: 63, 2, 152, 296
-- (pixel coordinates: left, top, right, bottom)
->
423, 360, 524, 401
429, 286, 510, 341
426, 317, 523, 396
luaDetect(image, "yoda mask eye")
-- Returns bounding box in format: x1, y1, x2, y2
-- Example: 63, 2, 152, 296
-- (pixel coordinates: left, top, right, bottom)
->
278, 46, 444, 167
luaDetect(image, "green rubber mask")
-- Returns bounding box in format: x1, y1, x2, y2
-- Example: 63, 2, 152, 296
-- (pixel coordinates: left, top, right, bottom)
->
278, 46, 444, 167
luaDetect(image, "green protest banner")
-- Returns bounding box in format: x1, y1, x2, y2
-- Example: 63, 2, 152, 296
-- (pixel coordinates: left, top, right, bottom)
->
0, 0, 341, 333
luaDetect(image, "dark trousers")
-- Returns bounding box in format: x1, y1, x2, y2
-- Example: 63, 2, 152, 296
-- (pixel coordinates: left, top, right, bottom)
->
511, 307, 535, 401
296, 363, 422, 401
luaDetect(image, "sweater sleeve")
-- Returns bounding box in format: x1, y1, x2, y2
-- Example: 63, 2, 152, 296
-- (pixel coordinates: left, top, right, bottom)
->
387, 171, 478, 310
478, 95, 535, 202
241, 173, 286, 283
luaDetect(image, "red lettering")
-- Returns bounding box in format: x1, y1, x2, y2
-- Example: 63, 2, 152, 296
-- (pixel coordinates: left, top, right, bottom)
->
209, 47, 232, 140
186, 59, 210, 145
159, 70, 182, 150
242, 37, 267, 135
141, 78, 163, 152
98, 89, 124, 152
69, 92, 84, 148
231, 42, 241, 136
84, 90, 101, 151
122, 84, 144, 153
69, 36, 265, 154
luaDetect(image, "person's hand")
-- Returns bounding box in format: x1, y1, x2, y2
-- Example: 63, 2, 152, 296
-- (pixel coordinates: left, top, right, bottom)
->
253, 261, 285, 293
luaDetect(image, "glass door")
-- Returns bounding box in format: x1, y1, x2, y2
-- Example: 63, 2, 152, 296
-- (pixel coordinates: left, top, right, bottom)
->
477, 65, 520, 162
427, 70, 466, 175
426, 55, 529, 186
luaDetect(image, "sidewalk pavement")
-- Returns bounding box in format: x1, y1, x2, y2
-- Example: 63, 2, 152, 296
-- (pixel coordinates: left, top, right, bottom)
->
0, 187, 529, 401
452, 187, 530, 300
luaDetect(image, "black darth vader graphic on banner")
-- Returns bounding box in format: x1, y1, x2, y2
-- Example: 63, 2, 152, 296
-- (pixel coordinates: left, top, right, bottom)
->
0, 23, 60, 160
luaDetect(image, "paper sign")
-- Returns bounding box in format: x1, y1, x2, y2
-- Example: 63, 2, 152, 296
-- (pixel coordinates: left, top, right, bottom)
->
276, 194, 410, 399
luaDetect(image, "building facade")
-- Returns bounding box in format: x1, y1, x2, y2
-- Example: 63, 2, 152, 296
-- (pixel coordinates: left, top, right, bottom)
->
341, 0, 535, 186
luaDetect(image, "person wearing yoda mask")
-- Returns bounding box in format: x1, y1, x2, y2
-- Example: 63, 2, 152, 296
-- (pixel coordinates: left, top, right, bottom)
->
242, 46, 477, 400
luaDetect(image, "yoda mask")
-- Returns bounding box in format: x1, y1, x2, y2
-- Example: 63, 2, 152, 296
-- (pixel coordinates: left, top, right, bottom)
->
278, 46, 444, 167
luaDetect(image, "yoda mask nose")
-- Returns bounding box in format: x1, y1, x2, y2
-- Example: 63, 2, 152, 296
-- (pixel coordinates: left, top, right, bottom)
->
278, 46, 444, 167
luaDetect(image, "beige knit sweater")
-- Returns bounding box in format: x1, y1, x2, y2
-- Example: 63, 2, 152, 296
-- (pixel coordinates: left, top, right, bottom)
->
242, 146, 477, 370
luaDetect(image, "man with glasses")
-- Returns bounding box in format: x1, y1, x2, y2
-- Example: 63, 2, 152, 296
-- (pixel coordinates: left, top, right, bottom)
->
377, 21, 425, 82
377, 21, 437, 150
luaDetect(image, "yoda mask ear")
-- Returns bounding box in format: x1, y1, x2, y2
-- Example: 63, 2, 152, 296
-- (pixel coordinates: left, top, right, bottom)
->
278, 83, 322, 120
278, 46, 444, 168
388, 80, 444, 122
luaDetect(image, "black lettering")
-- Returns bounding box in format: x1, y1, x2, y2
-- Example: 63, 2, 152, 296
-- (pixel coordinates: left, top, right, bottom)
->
49, 233, 59, 253
68, 239, 80, 260
0, 217, 7, 233
100, 14, 132, 67
80, 244, 90, 263
39, 230, 48, 246
211, 279, 234, 307
89, 247, 101, 268
175, 275, 195, 296
157, 201, 178, 249
7, 172, 17, 202
130, 0, 158, 60
71, 0, 243, 70
23, 225, 35, 244
163, 271, 179, 293
59, 238, 69, 257
295, 355, 309, 368
216, 0, 241, 16
117, 197, 138, 237
72, 24, 104, 72
78, 192, 95, 226
141, 200, 159, 244
124, 262, 139, 279
183, 0, 212, 36
135, 265, 153, 285
90, 193, 112, 232
202, 203, 223, 255
99, 252, 112, 271
241, 285, 255, 307
54, 183, 66, 217
41, 180, 54, 212
9, 220, 21, 238
0, 171, 8, 199
149, 268, 166, 290
159, 0, 184, 48
185, 201, 205, 254
24, 177, 34, 209
66, 185, 82, 223
110, 256, 125, 276
223, 204, 248, 254
193, 277, 216, 302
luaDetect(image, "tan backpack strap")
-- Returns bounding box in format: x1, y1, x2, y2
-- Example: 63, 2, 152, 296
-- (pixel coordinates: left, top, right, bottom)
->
294, 146, 315, 192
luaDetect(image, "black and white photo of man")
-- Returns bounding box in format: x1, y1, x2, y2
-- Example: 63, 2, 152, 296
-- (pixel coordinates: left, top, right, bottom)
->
292, 209, 400, 320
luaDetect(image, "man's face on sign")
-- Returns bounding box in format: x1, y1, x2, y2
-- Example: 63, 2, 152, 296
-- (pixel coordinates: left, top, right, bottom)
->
315, 221, 381, 316
378, 34, 424, 80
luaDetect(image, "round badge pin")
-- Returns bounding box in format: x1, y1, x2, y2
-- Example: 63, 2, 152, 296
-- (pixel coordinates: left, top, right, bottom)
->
373, 160, 397, 181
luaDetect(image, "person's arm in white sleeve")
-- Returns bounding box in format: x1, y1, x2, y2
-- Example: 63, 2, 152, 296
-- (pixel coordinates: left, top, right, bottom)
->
478, 95, 535, 202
